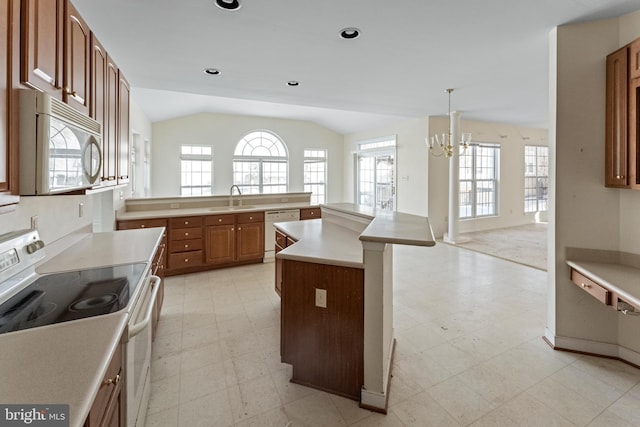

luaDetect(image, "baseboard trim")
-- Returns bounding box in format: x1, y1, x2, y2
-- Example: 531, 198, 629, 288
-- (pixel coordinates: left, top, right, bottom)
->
542, 332, 640, 370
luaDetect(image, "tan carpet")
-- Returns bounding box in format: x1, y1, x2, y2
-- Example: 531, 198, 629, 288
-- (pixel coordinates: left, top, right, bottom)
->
452, 223, 548, 271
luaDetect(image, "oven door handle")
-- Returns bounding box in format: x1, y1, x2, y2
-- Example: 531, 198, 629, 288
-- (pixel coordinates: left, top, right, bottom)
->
128, 275, 161, 339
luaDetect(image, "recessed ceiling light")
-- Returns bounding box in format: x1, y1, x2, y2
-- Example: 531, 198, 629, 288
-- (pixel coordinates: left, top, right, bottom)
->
204, 68, 221, 75
215, 0, 241, 11
339, 27, 361, 40
287, 81, 299, 87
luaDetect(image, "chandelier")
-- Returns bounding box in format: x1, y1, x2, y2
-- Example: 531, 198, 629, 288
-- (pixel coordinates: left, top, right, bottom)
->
427, 88, 472, 158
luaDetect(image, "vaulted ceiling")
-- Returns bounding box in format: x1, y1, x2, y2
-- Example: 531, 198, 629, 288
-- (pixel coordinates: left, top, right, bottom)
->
73, 0, 640, 134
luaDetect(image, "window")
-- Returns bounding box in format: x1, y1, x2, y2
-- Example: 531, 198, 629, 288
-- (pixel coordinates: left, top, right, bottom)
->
304, 149, 327, 205
180, 145, 212, 196
233, 131, 288, 194
524, 145, 549, 213
356, 136, 396, 211
459, 143, 500, 219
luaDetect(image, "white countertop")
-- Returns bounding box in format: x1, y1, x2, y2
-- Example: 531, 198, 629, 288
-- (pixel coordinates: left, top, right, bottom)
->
0, 313, 128, 427
275, 219, 364, 268
275, 204, 435, 268
567, 260, 640, 309
0, 227, 164, 427
117, 202, 315, 220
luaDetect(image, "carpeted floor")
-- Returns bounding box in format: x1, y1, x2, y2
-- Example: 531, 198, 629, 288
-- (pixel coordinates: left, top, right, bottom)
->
452, 223, 548, 271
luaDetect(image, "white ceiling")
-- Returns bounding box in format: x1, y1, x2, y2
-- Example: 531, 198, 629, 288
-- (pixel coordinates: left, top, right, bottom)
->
73, 0, 640, 134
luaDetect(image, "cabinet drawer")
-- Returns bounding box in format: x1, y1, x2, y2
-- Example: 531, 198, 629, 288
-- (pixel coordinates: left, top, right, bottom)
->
169, 238, 203, 253
571, 269, 611, 305
300, 208, 321, 220
170, 216, 203, 228
117, 218, 167, 230
276, 230, 287, 248
171, 227, 202, 241
169, 250, 203, 269
237, 212, 264, 224
204, 214, 234, 226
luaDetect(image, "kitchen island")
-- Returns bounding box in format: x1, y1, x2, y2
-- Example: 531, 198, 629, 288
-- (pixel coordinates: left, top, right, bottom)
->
275, 203, 435, 413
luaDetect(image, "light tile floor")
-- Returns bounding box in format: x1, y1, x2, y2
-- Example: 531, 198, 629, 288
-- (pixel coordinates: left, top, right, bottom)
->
145, 243, 640, 426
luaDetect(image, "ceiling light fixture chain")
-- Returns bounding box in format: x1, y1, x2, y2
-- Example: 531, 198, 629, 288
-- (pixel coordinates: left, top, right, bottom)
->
427, 88, 472, 158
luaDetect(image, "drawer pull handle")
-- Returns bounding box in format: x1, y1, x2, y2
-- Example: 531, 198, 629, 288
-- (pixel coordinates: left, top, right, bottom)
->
238, 227, 242, 231
185, 258, 189, 262
616, 175, 625, 179
103, 374, 120, 385
249, 216, 253, 220
184, 244, 189, 248
141, 225, 145, 228
185, 232, 189, 236
581, 283, 591, 289
185, 221, 189, 225
219, 219, 222, 222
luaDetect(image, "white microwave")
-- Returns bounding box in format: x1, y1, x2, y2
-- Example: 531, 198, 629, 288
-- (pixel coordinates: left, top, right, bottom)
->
19, 90, 102, 195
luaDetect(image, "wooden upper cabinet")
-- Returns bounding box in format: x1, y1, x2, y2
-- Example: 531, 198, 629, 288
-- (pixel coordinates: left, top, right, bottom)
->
90, 33, 110, 182
21, 0, 63, 97
63, 1, 90, 115
117, 72, 130, 184
630, 77, 640, 189
1, 0, 20, 207
605, 47, 629, 188
630, 39, 640, 81
1, 0, 10, 194
105, 56, 118, 183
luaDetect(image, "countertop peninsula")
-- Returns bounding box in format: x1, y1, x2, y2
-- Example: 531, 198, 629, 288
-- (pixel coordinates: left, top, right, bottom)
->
275, 203, 435, 268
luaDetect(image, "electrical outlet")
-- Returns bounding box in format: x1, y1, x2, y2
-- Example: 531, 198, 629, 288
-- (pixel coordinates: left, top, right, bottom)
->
78, 203, 84, 218
170, 203, 180, 209
315, 288, 327, 308
30, 216, 38, 230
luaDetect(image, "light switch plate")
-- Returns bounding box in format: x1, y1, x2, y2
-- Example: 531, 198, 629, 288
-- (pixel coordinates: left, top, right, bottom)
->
315, 288, 327, 308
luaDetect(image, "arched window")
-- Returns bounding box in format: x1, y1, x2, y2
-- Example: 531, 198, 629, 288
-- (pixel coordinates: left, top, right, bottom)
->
233, 131, 288, 194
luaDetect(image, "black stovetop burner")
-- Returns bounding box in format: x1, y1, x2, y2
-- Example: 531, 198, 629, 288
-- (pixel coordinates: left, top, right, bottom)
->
0, 263, 147, 335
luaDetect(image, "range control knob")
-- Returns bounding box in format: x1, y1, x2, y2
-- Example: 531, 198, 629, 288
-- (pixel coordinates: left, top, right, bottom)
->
25, 240, 45, 254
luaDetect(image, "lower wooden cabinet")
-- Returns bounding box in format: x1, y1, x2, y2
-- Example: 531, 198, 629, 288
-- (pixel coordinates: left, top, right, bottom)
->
117, 212, 264, 276
84, 341, 123, 427
204, 212, 264, 267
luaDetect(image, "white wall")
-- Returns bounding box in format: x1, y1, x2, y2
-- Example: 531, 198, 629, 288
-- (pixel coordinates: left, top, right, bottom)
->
151, 113, 344, 202
343, 118, 429, 216
549, 13, 640, 351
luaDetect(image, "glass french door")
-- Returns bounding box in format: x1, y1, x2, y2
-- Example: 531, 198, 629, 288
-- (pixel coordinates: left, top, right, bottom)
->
357, 152, 395, 211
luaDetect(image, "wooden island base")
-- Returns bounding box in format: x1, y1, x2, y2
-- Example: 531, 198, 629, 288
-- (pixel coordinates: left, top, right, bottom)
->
280, 259, 364, 401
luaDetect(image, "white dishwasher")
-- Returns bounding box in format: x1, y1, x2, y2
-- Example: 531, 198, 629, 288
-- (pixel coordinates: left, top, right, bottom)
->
264, 209, 300, 262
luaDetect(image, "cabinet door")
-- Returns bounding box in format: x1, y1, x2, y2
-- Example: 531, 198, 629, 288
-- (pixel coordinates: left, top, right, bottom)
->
236, 222, 264, 261
205, 225, 235, 264
90, 33, 111, 184
630, 77, 640, 188
630, 39, 640, 81
63, 0, 90, 114
117, 72, 130, 184
21, 0, 63, 97
104, 57, 118, 183
605, 47, 629, 188
0, 0, 9, 194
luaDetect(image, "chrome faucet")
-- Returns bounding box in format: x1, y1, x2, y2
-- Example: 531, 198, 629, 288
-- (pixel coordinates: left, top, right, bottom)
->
229, 185, 242, 207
